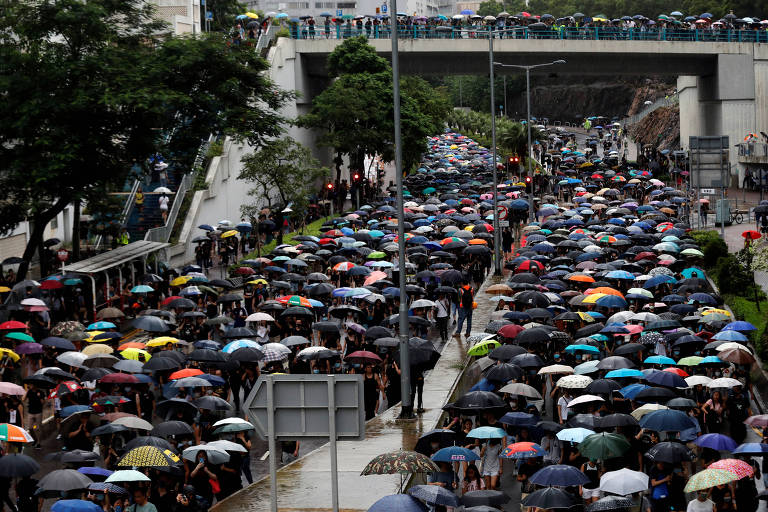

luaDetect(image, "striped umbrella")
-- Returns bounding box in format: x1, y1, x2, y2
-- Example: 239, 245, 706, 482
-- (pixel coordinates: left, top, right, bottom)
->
0, 424, 34, 443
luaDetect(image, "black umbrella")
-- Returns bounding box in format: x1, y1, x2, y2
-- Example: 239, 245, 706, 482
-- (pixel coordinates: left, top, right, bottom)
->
485, 363, 523, 384
0, 454, 39, 477
414, 429, 458, 455
402, 337, 440, 368
514, 328, 551, 345
488, 345, 527, 361
61, 450, 99, 464
281, 306, 314, 318
568, 413, 600, 429
217, 293, 244, 303
80, 368, 113, 381
151, 420, 195, 437
521, 487, 577, 509
645, 441, 695, 463
595, 356, 635, 370
450, 391, 506, 412
634, 386, 677, 403
585, 379, 622, 395
509, 353, 544, 368
167, 298, 196, 309
155, 398, 199, 420
91, 423, 129, 437
224, 327, 256, 338
131, 315, 170, 332
366, 326, 395, 340
613, 343, 645, 356
22, 375, 56, 388
596, 413, 638, 428
40, 337, 76, 350
142, 356, 182, 371
195, 396, 233, 411
37, 469, 92, 491
229, 347, 264, 363
461, 490, 509, 507
188, 349, 228, 363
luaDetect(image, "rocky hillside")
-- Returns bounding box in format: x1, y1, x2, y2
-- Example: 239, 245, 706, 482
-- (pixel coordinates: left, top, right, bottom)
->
627, 106, 680, 149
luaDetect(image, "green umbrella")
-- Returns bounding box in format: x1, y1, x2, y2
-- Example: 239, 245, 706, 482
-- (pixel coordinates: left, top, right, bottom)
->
367, 251, 387, 260
680, 248, 704, 257
684, 468, 737, 492
677, 356, 702, 366
578, 433, 630, 460
467, 339, 501, 357
422, 187, 436, 194
5, 332, 34, 343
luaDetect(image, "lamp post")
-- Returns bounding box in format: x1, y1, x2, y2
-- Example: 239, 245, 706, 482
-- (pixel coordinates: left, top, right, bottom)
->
391, 0, 412, 419
493, 60, 566, 222
488, 35, 501, 275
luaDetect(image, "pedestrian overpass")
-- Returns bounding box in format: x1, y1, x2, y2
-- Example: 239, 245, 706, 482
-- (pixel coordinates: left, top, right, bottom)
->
268, 36, 768, 185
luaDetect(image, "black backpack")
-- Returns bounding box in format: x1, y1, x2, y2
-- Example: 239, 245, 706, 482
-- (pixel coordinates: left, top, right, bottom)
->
461, 287, 473, 309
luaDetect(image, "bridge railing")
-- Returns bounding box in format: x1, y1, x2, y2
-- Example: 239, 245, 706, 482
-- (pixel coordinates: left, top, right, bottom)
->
737, 141, 768, 158
289, 25, 768, 43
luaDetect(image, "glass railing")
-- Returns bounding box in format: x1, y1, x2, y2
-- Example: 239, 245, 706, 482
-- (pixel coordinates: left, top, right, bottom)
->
288, 25, 768, 43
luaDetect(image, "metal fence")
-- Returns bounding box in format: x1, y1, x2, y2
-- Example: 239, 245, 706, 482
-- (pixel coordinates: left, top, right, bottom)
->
737, 141, 768, 158
288, 25, 768, 43
94, 178, 142, 251
623, 95, 679, 127
145, 173, 194, 243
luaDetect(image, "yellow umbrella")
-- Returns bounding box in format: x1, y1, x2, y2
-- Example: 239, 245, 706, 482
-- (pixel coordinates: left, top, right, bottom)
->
221, 230, 238, 238
247, 279, 268, 286
0, 287, 10, 293
120, 348, 151, 361
0, 349, 19, 363
170, 276, 191, 287
83, 331, 104, 342
245, 11, 259, 18
577, 312, 595, 322
81, 344, 114, 356
146, 336, 181, 348
581, 293, 607, 304
701, 308, 731, 318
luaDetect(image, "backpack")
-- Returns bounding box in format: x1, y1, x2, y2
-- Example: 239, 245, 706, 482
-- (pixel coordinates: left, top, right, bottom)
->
461, 287, 473, 309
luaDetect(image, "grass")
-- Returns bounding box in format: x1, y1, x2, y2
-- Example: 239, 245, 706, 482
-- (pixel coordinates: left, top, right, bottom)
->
232, 216, 332, 266
723, 293, 768, 358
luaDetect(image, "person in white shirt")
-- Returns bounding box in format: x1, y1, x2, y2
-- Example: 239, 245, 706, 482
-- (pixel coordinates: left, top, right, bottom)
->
687, 491, 715, 512
158, 193, 170, 223
557, 388, 572, 424
434, 295, 450, 342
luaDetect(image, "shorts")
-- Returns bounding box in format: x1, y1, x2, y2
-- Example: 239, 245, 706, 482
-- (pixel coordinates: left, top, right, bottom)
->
28, 413, 42, 429
582, 487, 600, 499
481, 467, 499, 477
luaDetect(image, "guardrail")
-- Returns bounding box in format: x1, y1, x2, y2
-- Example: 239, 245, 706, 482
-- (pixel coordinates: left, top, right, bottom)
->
623, 94, 679, 126
256, 24, 275, 52
94, 178, 142, 251
288, 25, 768, 43
737, 141, 768, 158
145, 173, 194, 243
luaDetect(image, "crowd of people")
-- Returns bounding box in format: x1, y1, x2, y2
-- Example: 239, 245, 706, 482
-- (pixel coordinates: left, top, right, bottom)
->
0, 127, 763, 512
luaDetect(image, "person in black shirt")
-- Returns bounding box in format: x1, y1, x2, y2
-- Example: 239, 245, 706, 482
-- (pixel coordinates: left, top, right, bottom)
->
25, 386, 45, 448
67, 415, 92, 451
727, 384, 752, 443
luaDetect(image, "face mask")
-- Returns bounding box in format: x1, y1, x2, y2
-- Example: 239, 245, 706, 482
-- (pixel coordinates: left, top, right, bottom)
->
313, 369, 320, 374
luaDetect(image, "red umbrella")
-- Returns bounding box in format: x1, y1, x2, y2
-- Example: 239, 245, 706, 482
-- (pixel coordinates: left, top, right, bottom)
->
742, 230, 761, 240
48, 381, 82, 399
0, 321, 26, 330
663, 367, 689, 378
517, 260, 544, 272
498, 324, 524, 339
99, 373, 139, 384
235, 267, 255, 275
40, 280, 64, 290
345, 350, 382, 364
161, 296, 183, 306
634, 252, 656, 261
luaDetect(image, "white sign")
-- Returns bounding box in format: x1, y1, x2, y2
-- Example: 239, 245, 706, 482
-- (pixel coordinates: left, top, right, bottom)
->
700, 188, 716, 195
498, 221, 510, 227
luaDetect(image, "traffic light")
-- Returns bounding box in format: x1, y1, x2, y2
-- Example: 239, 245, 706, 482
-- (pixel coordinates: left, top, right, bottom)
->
352, 172, 360, 183
326, 182, 334, 191
525, 175, 532, 192
506, 155, 520, 173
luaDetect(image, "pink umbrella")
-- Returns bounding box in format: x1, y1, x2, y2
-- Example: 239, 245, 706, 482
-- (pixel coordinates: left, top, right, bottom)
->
708, 459, 754, 479
364, 271, 388, 286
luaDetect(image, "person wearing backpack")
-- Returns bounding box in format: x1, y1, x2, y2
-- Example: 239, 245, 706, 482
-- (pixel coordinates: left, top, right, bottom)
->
455, 282, 474, 337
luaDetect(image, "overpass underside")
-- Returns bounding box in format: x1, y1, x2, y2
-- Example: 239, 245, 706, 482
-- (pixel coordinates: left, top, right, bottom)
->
279, 37, 768, 186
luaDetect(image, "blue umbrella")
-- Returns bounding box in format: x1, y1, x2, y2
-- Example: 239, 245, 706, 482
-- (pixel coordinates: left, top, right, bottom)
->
408, 485, 460, 507
605, 270, 635, 280
61, 405, 92, 418
431, 446, 480, 463
605, 369, 644, 379
643, 355, 676, 365
733, 443, 768, 455
694, 433, 737, 451
78, 467, 113, 478
595, 295, 627, 308
368, 494, 427, 512
645, 371, 686, 388
712, 330, 748, 342
198, 224, 214, 231
681, 267, 705, 278
87, 321, 116, 330
600, 324, 629, 335
564, 344, 600, 354
722, 321, 756, 332
52, 501, 103, 512
87, 482, 127, 494
131, 285, 154, 293
529, 464, 590, 486
619, 383, 649, 400
644, 275, 677, 289
499, 412, 536, 427
639, 409, 696, 432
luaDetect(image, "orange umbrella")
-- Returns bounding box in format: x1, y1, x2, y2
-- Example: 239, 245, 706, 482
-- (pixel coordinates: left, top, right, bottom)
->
118, 342, 147, 351
468, 239, 488, 245
586, 287, 624, 298
567, 274, 595, 283
169, 368, 204, 380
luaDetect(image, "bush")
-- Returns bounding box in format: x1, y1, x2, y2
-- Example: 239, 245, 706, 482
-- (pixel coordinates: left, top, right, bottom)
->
690, 230, 728, 269
712, 255, 754, 296
275, 28, 290, 38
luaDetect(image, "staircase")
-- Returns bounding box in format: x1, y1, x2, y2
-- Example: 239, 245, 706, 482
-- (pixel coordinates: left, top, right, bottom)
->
125, 165, 184, 242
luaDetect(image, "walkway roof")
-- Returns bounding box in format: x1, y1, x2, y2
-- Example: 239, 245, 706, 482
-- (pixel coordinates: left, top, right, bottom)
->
63, 241, 169, 274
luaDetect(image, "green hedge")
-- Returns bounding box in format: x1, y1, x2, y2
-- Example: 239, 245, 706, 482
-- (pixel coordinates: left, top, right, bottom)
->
723, 293, 768, 359
690, 230, 729, 269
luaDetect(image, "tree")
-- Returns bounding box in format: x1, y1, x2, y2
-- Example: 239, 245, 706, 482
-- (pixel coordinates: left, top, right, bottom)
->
0, 0, 291, 279
239, 138, 330, 244
301, 37, 451, 178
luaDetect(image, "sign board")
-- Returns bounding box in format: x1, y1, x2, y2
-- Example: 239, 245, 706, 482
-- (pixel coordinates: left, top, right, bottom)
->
381, 3, 387, 12
700, 188, 716, 195
498, 221, 510, 227
57, 250, 69, 262
336, 8, 342, 15
205, 11, 213, 19
245, 374, 365, 440
689, 136, 729, 189
496, 206, 508, 220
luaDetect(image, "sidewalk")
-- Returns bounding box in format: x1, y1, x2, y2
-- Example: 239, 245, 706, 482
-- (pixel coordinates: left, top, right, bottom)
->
213, 274, 500, 512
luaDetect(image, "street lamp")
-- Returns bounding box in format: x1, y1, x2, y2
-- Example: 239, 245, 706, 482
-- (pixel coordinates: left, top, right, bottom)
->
494, 59, 566, 222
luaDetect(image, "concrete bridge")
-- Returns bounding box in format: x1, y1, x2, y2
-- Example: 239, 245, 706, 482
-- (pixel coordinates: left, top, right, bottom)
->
268, 36, 768, 184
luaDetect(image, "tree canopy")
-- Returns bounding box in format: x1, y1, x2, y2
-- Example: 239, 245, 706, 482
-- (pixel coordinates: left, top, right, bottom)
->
300, 36, 450, 178
0, 0, 290, 277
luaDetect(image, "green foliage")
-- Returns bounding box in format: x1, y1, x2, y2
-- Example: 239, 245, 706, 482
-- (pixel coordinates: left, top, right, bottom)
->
238, 137, 330, 222
209, 0, 245, 32
711, 255, 754, 296
0, 0, 291, 278
441, 75, 526, 114
206, 140, 224, 159
689, 230, 729, 269
446, 109, 539, 163
518, 0, 766, 19
722, 294, 768, 358
275, 27, 290, 38
237, 216, 329, 264
301, 37, 450, 175
477, 0, 527, 16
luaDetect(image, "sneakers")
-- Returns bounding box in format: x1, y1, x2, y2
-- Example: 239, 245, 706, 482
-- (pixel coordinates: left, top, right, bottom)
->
55, 434, 61, 440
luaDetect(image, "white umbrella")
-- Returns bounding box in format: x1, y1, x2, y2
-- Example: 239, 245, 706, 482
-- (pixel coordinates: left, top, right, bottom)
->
556, 375, 593, 389
600, 468, 649, 495
685, 375, 712, 387
261, 342, 292, 354
105, 470, 151, 483
246, 312, 274, 322
498, 383, 542, 399
538, 364, 573, 375
631, 403, 668, 420
112, 417, 154, 431
20, 298, 46, 307
708, 377, 743, 388
213, 417, 254, 427
56, 351, 88, 368
606, 311, 634, 324
411, 299, 435, 309
630, 312, 660, 323
153, 186, 172, 194
556, 427, 595, 443
183, 445, 229, 465
715, 342, 751, 353
208, 440, 247, 453
567, 394, 604, 408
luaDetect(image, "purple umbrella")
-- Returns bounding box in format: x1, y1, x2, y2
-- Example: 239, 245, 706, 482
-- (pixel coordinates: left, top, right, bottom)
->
694, 433, 738, 451
15, 342, 43, 354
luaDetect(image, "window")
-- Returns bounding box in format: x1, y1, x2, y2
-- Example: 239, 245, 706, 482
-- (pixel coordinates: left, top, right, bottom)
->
288, 2, 309, 8
50, 217, 58, 230
336, 2, 355, 8
315, 2, 334, 7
